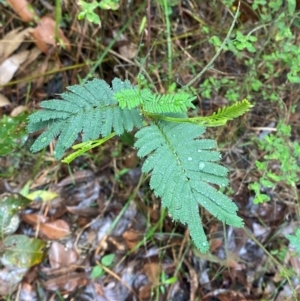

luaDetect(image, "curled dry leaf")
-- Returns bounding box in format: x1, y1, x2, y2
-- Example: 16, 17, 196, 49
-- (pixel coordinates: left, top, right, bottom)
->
7, 0, 39, 23
0, 28, 33, 62
119, 42, 138, 59
112, 31, 137, 59
10, 105, 28, 117
0, 94, 11, 107
31, 16, 71, 54
0, 51, 30, 85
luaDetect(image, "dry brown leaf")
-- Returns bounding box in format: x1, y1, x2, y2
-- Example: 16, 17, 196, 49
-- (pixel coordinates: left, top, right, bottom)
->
0, 28, 33, 62
0, 267, 28, 296
10, 105, 28, 117
57, 170, 95, 187
119, 42, 137, 59
38, 219, 70, 240
49, 242, 79, 269
21, 213, 48, 225
21, 214, 70, 239
18, 283, 37, 301
0, 94, 11, 107
143, 262, 161, 285
112, 31, 137, 59
122, 229, 143, 250
31, 16, 71, 54
0, 51, 30, 85
15, 47, 42, 78
138, 284, 152, 301
7, 0, 39, 23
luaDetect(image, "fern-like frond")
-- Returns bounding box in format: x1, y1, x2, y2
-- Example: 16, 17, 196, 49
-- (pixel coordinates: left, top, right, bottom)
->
135, 121, 244, 252
142, 91, 196, 113
115, 88, 195, 114
115, 88, 147, 109
190, 99, 253, 126
27, 78, 143, 159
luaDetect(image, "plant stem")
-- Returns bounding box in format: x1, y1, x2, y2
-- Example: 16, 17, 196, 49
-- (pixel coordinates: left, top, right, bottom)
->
162, 0, 173, 85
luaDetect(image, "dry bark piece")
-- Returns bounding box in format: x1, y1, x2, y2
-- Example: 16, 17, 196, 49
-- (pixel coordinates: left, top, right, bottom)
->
31, 16, 71, 54
7, 0, 39, 23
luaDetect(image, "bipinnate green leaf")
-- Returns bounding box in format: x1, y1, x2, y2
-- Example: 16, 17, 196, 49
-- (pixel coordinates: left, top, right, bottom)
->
135, 121, 244, 253
27, 78, 143, 159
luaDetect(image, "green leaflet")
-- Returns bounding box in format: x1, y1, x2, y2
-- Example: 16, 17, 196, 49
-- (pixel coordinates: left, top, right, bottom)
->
145, 99, 253, 127
27, 78, 143, 159
61, 133, 116, 164
190, 99, 253, 126
115, 88, 196, 113
134, 121, 244, 252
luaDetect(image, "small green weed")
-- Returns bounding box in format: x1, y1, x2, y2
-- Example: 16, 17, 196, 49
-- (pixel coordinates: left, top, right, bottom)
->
0, 113, 28, 156
157, 270, 178, 296
287, 229, 300, 255
77, 0, 119, 25
91, 253, 115, 279
249, 121, 300, 204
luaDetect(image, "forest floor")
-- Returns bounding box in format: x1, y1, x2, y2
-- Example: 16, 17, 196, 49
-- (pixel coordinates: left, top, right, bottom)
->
0, 1, 300, 300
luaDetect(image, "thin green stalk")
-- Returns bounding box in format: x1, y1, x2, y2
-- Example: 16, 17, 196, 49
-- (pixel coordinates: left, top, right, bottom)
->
162, 0, 172, 85
183, 2, 241, 90
55, 0, 61, 42
143, 98, 252, 127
